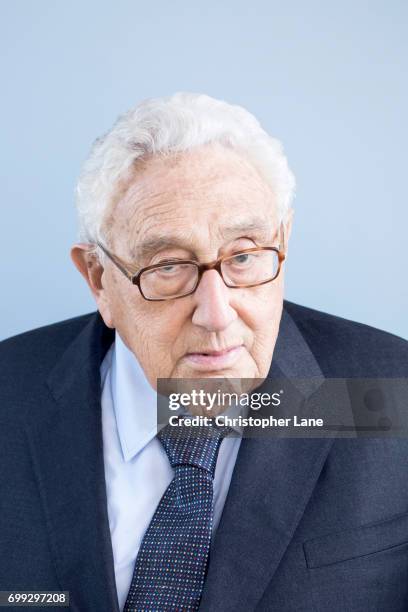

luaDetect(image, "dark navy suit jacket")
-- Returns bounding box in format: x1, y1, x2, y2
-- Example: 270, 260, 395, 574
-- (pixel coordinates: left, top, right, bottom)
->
1, 301, 408, 611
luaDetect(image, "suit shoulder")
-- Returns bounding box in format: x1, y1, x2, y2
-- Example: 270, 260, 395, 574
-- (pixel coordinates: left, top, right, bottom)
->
283, 300, 408, 376
0, 312, 97, 378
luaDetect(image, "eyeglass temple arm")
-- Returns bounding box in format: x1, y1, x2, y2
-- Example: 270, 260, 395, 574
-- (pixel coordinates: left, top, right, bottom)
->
96, 241, 134, 280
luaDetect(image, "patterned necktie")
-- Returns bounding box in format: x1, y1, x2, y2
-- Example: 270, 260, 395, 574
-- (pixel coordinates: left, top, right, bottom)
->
123, 420, 229, 612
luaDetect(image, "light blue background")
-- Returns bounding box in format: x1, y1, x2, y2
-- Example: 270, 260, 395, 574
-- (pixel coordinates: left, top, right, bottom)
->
1, 1, 407, 341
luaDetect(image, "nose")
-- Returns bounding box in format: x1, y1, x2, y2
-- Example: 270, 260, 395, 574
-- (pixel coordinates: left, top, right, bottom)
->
191, 269, 237, 332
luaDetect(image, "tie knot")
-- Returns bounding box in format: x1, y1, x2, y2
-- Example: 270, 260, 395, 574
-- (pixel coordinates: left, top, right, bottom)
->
157, 419, 230, 478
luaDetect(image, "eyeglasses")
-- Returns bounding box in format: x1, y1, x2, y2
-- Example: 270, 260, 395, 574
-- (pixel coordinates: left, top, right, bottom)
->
94, 227, 286, 301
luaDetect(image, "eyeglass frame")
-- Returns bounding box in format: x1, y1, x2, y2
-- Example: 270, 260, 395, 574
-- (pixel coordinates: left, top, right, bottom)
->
93, 223, 286, 302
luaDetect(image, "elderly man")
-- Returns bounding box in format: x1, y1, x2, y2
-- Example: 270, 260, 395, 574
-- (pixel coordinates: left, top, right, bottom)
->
1, 93, 407, 612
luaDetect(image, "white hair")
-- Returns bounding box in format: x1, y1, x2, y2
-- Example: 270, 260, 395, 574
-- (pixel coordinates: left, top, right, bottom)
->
75, 92, 296, 245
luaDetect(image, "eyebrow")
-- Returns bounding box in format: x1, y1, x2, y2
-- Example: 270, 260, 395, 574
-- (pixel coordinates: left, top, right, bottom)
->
131, 217, 275, 260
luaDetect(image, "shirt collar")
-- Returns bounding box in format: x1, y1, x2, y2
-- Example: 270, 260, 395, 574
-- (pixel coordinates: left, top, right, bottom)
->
110, 331, 159, 462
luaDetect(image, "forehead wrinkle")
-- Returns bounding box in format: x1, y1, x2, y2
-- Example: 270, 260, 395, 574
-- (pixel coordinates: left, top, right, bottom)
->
110, 147, 279, 257
122, 193, 185, 246
132, 234, 196, 259
130, 215, 275, 260
119, 156, 273, 226
126, 190, 230, 249
222, 217, 274, 236
126, 190, 172, 227
116, 157, 275, 230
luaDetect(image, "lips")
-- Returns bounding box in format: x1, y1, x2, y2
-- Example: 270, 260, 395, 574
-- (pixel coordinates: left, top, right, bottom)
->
184, 345, 244, 371
191, 347, 239, 356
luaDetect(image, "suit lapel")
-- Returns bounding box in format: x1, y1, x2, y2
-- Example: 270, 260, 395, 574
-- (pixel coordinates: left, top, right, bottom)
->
199, 308, 337, 611
24, 314, 119, 612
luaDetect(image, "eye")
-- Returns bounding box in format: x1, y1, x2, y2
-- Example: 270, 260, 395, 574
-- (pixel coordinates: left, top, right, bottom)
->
235, 253, 250, 264
228, 252, 255, 266
150, 261, 194, 278
151, 258, 185, 272
160, 264, 177, 273
151, 263, 186, 278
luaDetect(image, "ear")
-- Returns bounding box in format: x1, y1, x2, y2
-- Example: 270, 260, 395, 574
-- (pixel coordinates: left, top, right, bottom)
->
70, 244, 115, 328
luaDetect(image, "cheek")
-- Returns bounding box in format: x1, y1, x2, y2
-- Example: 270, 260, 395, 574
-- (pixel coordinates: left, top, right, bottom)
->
236, 283, 283, 332
120, 298, 191, 356
236, 285, 283, 373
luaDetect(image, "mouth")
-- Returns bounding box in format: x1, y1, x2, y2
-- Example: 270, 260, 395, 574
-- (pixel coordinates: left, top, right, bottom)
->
183, 345, 244, 371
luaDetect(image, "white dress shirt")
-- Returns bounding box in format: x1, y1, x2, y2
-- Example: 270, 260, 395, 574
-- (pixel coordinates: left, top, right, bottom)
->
100, 332, 242, 611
